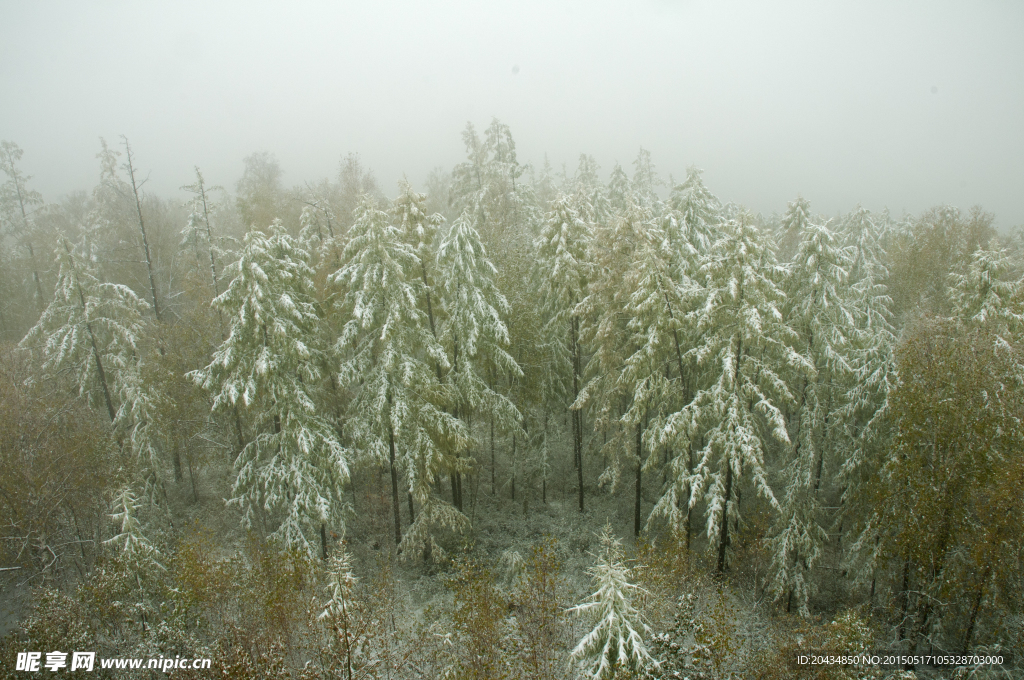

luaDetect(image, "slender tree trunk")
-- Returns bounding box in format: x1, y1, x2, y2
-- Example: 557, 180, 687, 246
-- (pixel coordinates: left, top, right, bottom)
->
388, 425, 402, 548
716, 331, 744, 573
13, 177, 46, 307
321, 523, 329, 560
172, 439, 183, 483
233, 408, 246, 459
963, 568, 990, 652
490, 412, 496, 496
716, 459, 733, 574
188, 457, 198, 503
26, 240, 45, 308
634, 422, 643, 538
511, 433, 516, 502
686, 440, 694, 554
194, 169, 228, 335
899, 558, 911, 642
122, 137, 161, 323
64, 240, 116, 422
570, 313, 584, 512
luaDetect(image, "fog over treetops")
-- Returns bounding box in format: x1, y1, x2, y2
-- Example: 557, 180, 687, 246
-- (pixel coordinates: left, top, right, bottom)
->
4, 4, 1024, 680
2, 0, 1023, 228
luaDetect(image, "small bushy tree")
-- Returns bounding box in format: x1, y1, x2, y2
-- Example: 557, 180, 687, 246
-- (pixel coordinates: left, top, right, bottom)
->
569, 524, 659, 680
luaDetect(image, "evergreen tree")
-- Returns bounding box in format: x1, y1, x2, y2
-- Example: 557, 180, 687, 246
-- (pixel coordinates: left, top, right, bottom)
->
333, 197, 466, 558
651, 216, 806, 573
20, 237, 149, 428
777, 195, 813, 262
0, 140, 47, 312
181, 167, 229, 306
191, 222, 346, 555
435, 212, 522, 511
578, 195, 675, 536
949, 241, 1023, 341
534, 190, 593, 511
769, 220, 856, 615
666, 166, 720, 263
569, 524, 658, 680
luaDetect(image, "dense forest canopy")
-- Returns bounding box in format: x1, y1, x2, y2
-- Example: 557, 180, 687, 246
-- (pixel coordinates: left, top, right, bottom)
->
1, 124, 1022, 678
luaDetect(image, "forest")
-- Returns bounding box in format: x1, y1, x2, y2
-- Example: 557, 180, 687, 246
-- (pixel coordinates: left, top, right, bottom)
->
1, 120, 1022, 679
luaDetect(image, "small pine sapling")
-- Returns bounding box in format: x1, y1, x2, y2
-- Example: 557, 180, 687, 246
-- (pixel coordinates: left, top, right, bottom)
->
569, 524, 659, 679
318, 547, 359, 680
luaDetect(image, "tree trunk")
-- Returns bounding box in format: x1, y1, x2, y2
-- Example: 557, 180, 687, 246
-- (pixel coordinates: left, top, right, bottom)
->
172, 441, 183, 483
63, 240, 117, 423
321, 523, 329, 560
898, 558, 911, 642
570, 314, 584, 513
716, 459, 733, 574
963, 568, 990, 652
511, 433, 516, 502
686, 440, 694, 554
122, 137, 161, 323
12, 175, 46, 307
188, 457, 198, 503
388, 425, 402, 548
634, 422, 642, 538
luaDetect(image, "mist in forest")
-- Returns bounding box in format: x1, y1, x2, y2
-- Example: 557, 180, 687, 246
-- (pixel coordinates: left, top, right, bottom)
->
2, 0, 1023, 228
4, 3, 1024, 679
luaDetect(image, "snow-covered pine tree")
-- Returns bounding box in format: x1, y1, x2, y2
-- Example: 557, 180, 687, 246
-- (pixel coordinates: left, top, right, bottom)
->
103, 485, 164, 633
615, 202, 699, 539
0, 140, 47, 310
666, 166, 720, 265
630, 148, 661, 210
577, 197, 660, 509
652, 216, 806, 573
318, 546, 358, 679
393, 180, 445, 346
435, 211, 522, 511
20, 236, 152, 436
191, 222, 346, 557
834, 208, 897, 591
607, 163, 631, 214
949, 241, 1023, 341
534, 189, 594, 511
639, 169, 721, 548
332, 196, 467, 559
104, 486, 164, 573
776, 196, 813, 262
181, 168, 227, 301
569, 524, 658, 680
769, 220, 856, 615
450, 120, 539, 269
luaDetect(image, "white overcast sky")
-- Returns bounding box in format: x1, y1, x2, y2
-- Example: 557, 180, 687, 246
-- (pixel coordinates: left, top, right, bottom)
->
2, 0, 1023, 227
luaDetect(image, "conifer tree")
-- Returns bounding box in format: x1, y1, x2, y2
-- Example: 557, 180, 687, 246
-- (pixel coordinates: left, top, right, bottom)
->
435, 212, 522, 511
181, 167, 228, 306
949, 241, 1023, 341
569, 524, 658, 679
770, 220, 856, 614
0, 140, 47, 309
191, 222, 347, 555
652, 217, 806, 573
20, 237, 149, 428
333, 197, 466, 558
777, 195, 813, 262
578, 196, 672, 535
534, 190, 593, 511
666, 166, 720, 264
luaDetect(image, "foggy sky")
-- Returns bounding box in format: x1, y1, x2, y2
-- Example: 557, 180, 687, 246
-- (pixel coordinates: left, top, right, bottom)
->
2, 0, 1023, 228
